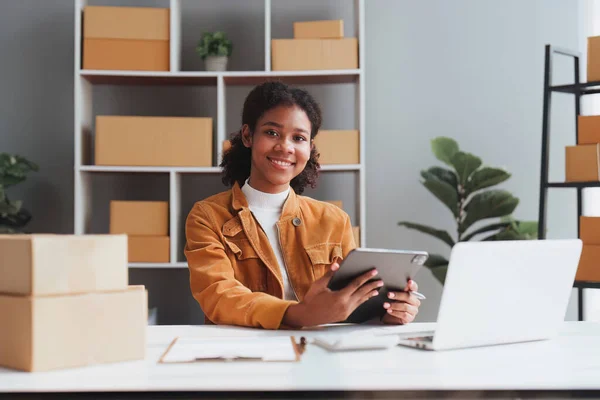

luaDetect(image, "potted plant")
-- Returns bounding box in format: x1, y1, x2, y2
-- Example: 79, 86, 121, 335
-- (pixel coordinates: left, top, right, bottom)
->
398, 137, 538, 284
0, 153, 39, 233
195, 31, 233, 72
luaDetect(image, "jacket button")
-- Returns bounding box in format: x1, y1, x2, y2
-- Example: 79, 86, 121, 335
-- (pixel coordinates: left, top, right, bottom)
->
292, 217, 302, 227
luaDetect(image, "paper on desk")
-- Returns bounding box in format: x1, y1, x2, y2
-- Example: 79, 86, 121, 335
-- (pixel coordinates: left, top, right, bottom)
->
160, 336, 299, 363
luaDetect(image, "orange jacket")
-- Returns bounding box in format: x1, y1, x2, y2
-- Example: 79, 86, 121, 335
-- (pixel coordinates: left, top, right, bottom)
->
184, 182, 357, 329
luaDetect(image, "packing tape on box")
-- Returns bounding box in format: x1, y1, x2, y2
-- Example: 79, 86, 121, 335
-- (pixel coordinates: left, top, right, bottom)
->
582, 188, 600, 321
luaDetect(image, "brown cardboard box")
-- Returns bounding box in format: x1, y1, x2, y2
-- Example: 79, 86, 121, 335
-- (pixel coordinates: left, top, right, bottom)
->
128, 236, 170, 263
110, 201, 168, 236
293, 20, 344, 39
271, 38, 358, 71
565, 144, 600, 182
578, 115, 600, 144
0, 286, 147, 372
588, 36, 600, 82
576, 245, 600, 282
580, 217, 600, 245
0, 234, 127, 296
95, 116, 213, 167
353, 226, 360, 247
325, 200, 343, 209
315, 130, 360, 164
83, 6, 170, 71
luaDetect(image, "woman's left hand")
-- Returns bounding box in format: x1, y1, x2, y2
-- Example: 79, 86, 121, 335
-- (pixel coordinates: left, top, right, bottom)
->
381, 279, 421, 325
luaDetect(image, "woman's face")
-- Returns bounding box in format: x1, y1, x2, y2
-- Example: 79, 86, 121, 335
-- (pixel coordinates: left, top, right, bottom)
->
242, 105, 313, 194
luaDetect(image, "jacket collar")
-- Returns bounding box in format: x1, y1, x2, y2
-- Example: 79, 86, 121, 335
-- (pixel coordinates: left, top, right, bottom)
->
231, 180, 300, 220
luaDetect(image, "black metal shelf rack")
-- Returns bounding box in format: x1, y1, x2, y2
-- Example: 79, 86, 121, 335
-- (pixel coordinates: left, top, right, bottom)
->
538, 45, 600, 321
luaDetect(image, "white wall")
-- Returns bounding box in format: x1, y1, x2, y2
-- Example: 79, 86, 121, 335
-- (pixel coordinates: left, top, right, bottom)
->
365, 0, 584, 321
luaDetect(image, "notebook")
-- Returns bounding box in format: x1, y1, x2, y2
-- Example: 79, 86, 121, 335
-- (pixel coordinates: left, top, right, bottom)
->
159, 336, 306, 363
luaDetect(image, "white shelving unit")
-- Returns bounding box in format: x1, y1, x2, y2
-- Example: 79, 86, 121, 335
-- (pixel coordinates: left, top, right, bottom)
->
74, 0, 366, 269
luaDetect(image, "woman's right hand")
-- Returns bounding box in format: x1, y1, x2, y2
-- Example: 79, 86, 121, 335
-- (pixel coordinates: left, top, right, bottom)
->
283, 261, 383, 328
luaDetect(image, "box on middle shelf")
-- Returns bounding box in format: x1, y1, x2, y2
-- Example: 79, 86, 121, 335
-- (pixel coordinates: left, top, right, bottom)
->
95, 116, 213, 167
578, 216, 600, 281
271, 38, 358, 71
578, 115, 600, 144
83, 6, 170, 71
315, 130, 360, 165
565, 144, 600, 182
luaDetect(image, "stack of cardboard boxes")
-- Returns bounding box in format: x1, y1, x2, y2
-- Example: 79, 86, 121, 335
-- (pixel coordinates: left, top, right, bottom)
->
110, 201, 170, 263
271, 19, 358, 71
0, 235, 147, 372
83, 6, 170, 71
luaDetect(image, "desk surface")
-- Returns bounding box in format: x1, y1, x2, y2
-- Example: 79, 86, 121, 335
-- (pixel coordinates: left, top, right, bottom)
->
1, 322, 600, 395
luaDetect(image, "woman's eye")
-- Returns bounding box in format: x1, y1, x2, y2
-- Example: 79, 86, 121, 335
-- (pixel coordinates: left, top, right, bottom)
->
266, 130, 278, 136
294, 136, 307, 142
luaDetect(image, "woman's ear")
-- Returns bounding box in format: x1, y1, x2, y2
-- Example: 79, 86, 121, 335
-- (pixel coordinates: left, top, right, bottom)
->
241, 125, 252, 148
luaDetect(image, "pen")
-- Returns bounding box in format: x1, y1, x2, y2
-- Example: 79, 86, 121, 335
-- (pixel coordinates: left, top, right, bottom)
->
410, 291, 427, 300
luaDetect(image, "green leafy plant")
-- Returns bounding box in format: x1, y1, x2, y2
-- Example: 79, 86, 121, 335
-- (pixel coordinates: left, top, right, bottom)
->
195, 31, 233, 60
0, 153, 39, 233
398, 137, 538, 284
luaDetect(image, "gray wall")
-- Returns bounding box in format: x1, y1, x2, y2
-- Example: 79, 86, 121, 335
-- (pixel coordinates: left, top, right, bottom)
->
0, 0, 584, 323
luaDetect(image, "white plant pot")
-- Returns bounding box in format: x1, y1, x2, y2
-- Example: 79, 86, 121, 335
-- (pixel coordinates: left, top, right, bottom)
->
205, 56, 229, 71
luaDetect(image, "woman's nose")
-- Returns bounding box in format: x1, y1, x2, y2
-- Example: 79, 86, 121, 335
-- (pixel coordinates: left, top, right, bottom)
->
276, 139, 294, 153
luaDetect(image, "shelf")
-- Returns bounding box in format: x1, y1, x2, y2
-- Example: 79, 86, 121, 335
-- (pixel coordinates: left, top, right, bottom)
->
79, 69, 362, 86
129, 262, 188, 269
78, 165, 361, 173
546, 182, 600, 188
574, 281, 600, 289
550, 80, 600, 95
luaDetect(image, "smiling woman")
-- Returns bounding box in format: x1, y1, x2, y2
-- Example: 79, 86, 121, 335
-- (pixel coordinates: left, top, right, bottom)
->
184, 81, 421, 330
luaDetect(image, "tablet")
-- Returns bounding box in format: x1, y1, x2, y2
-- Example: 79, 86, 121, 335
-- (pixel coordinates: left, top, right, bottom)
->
327, 248, 428, 324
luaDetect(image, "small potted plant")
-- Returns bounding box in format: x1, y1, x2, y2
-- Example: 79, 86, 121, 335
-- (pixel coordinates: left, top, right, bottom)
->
0, 153, 39, 233
196, 31, 233, 72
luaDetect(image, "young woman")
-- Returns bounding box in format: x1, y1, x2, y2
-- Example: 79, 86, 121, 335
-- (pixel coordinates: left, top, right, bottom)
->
184, 81, 420, 329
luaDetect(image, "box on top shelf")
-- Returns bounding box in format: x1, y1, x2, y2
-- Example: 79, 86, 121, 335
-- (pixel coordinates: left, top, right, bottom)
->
314, 130, 360, 165
83, 6, 170, 71
588, 36, 600, 83
95, 116, 213, 167
271, 38, 358, 71
578, 115, 600, 144
110, 200, 168, 236
0, 234, 127, 296
565, 144, 600, 182
293, 20, 344, 39
0, 285, 147, 372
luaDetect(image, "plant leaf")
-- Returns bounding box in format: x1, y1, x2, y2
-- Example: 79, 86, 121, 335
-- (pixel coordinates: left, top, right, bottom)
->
460, 190, 519, 233
461, 222, 512, 241
423, 253, 449, 268
450, 151, 482, 186
421, 167, 458, 189
431, 137, 459, 166
430, 265, 448, 285
421, 172, 459, 217
398, 222, 455, 247
465, 167, 511, 196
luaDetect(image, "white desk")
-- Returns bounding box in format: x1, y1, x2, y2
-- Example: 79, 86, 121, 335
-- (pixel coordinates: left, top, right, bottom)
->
1, 322, 600, 398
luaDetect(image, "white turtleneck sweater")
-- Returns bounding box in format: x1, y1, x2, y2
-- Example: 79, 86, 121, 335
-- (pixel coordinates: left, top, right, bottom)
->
241, 179, 296, 301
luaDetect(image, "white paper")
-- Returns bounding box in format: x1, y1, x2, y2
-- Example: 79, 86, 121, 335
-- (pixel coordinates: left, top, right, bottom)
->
161, 336, 297, 362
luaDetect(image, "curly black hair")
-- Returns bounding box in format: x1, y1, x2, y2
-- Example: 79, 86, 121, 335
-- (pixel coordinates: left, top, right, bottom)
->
220, 81, 322, 195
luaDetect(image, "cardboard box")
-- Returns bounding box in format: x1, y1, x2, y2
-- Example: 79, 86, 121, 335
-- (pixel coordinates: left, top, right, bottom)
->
353, 226, 360, 247
315, 130, 360, 164
293, 20, 344, 39
576, 245, 600, 282
578, 115, 600, 144
0, 286, 147, 372
0, 234, 127, 296
95, 116, 213, 167
565, 144, 600, 182
588, 36, 600, 83
110, 201, 168, 236
271, 38, 358, 71
128, 236, 170, 263
83, 6, 169, 71
580, 217, 600, 244
325, 200, 343, 209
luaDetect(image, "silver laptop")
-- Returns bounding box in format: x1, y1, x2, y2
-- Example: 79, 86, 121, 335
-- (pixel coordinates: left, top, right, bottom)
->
398, 239, 583, 351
